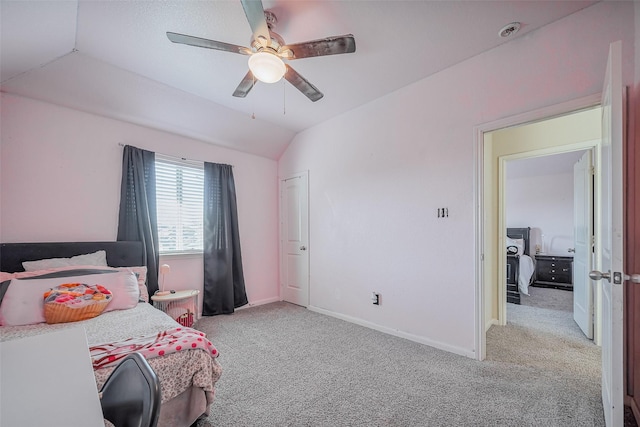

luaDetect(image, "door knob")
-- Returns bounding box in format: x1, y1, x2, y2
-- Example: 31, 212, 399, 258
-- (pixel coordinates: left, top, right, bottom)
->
300, 245, 307, 251
589, 270, 611, 282
624, 274, 640, 283
568, 248, 575, 253
590, 271, 640, 283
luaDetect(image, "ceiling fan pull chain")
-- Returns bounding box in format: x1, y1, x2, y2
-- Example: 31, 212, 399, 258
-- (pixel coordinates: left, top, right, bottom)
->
283, 79, 286, 115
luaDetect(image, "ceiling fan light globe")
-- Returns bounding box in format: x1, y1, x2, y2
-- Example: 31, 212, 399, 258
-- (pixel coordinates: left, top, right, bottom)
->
248, 52, 286, 83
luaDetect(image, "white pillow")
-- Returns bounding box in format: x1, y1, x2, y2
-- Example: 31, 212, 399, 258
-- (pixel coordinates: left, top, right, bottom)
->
3, 264, 148, 303
22, 251, 108, 272
0, 271, 139, 326
506, 237, 525, 255
100, 270, 140, 313
117, 266, 149, 303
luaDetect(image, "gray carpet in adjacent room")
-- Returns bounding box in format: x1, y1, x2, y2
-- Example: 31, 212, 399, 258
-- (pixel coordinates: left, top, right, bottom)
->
193, 301, 602, 427
520, 285, 574, 312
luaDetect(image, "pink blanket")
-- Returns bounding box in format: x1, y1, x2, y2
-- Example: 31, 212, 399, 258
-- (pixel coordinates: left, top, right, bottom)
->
90, 326, 218, 369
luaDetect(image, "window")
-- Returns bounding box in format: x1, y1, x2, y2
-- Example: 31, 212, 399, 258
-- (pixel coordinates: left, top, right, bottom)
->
155, 155, 204, 254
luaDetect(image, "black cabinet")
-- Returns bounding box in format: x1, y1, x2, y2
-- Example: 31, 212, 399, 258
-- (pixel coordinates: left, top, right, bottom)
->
534, 255, 573, 290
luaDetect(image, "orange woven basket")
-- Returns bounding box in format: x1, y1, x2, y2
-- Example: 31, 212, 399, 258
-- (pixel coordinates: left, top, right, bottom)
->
44, 299, 111, 324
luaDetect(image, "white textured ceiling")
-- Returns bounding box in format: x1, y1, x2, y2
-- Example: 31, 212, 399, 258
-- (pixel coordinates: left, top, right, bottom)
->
1, 0, 598, 159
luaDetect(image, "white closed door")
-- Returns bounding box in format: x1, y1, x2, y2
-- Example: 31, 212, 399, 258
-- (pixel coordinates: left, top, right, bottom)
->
593, 40, 624, 427
573, 150, 593, 339
280, 172, 309, 306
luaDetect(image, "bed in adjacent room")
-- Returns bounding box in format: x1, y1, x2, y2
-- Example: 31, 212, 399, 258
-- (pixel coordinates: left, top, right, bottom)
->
506, 228, 536, 304
0, 241, 222, 427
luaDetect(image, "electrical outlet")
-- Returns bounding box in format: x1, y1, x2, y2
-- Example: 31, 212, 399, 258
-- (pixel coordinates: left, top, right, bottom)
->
371, 292, 380, 305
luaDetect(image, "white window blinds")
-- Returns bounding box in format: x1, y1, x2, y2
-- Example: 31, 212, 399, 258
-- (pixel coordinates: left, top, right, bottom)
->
155, 155, 204, 254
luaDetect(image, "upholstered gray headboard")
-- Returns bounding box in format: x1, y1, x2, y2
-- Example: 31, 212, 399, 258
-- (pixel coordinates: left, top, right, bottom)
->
0, 241, 144, 273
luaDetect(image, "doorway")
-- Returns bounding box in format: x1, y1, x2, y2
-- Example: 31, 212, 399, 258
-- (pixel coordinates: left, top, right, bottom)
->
476, 41, 629, 425
481, 105, 604, 419
482, 106, 602, 327
489, 108, 602, 334
474, 94, 603, 361
504, 150, 593, 332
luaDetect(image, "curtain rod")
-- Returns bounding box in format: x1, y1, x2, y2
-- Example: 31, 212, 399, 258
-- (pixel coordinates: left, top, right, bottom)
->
118, 142, 233, 167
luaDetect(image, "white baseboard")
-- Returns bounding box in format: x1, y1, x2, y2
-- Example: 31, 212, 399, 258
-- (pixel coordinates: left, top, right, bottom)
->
307, 305, 476, 359
238, 296, 281, 310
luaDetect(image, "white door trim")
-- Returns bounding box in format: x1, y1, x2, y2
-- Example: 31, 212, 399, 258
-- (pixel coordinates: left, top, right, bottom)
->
474, 94, 601, 361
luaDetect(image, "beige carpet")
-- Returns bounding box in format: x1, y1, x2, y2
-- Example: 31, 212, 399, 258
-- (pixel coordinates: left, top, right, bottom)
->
497, 302, 598, 368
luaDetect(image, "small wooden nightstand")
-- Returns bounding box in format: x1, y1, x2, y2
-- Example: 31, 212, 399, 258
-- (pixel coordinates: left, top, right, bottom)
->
151, 290, 200, 327
534, 255, 573, 290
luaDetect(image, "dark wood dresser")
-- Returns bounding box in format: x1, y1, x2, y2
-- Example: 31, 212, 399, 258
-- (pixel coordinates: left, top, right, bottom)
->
534, 255, 573, 290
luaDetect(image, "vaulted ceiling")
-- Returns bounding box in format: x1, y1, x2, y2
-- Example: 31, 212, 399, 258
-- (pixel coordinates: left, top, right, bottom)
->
1, 1, 598, 159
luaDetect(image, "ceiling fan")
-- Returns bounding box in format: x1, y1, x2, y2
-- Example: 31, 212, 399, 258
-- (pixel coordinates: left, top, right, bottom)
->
166, 0, 356, 102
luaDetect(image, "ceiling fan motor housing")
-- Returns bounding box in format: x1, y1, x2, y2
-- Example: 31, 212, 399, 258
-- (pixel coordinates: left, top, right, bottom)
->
166, 0, 355, 101
251, 11, 288, 56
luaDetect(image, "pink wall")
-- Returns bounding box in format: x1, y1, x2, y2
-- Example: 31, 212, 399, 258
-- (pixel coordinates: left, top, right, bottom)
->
278, 2, 635, 356
0, 94, 280, 309
0, 1, 636, 355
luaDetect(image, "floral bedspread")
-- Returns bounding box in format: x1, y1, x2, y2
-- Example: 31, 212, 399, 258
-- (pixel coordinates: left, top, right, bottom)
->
0, 303, 222, 404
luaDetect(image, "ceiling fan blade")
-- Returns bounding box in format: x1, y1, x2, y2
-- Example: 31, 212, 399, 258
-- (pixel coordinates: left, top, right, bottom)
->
240, 0, 271, 46
232, 71, 256, 98
284, 65, 323, 102
167, 32, 252, 55
281, 34, 356, 60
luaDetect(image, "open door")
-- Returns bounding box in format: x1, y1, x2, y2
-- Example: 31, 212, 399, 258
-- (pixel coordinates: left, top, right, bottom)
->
574, 150, 594, 339
590, 40, 624, 427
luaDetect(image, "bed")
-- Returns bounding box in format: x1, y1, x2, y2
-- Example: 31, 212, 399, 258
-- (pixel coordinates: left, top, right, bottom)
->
506, 228, 536, 304
0, 241, 222, 427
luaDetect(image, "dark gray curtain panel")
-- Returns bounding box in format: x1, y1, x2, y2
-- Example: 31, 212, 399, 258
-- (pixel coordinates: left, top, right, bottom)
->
203, 162, 248, 315
117, 145, 160, 295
